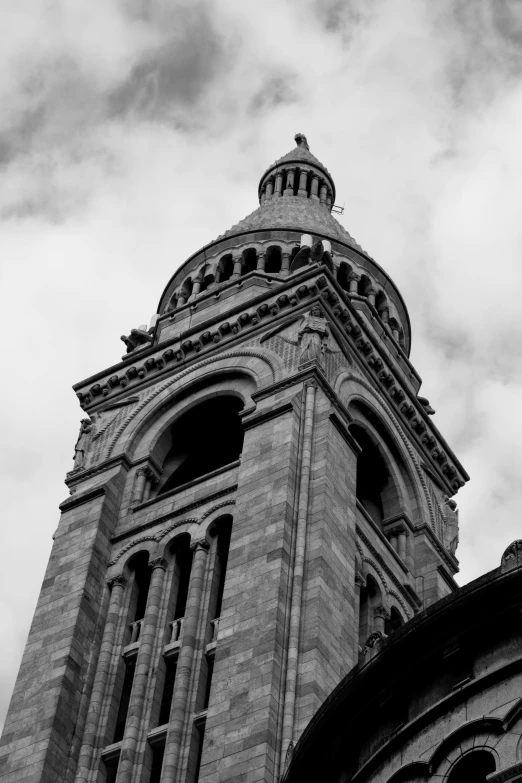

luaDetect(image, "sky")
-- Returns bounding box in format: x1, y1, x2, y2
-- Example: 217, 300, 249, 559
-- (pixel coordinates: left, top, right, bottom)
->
1, 0, 522, 730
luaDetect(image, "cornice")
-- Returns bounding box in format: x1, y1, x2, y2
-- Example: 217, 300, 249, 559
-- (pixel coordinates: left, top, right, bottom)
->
59, 485, 106, 512
111, 485, 237, 544
72, 265, 467, 494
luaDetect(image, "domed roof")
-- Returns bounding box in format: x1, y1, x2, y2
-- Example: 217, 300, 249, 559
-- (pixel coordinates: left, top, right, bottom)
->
259, 133, 336, 202
261, 133, 333, 180
215, 194, 366, 253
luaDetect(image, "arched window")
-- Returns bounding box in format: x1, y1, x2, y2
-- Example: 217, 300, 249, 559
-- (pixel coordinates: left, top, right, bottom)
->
351, 424, 389, 527
358, 574, 381, 650
384, 606, 403, 635
218, 254, 233, 283
265, 246, 282, 274
181, 277, 193, 302
113, 553, 150, 743
358, 274, 371, 297
242, 248, 257, 275
337, 261, 352, 292
157, 396, 244, 495
447, 750, 495, 783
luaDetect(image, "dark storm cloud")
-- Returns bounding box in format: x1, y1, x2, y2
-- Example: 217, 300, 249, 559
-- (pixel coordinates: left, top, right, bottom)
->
249, 73, 299, 115
110, 4, 232, 122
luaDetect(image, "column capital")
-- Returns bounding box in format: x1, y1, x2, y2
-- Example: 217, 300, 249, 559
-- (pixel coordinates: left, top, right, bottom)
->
348, 271, 361, 282
107, 573, 127, 589
373, 604, 390, 620
190, 539, 210, 553
149, 556, 168, 572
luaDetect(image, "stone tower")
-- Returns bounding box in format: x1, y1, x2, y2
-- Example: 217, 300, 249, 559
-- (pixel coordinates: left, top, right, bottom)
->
0, 134, 468, 783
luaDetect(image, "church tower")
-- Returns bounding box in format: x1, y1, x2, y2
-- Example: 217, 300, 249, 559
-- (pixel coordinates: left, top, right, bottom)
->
0, 135, 468, 783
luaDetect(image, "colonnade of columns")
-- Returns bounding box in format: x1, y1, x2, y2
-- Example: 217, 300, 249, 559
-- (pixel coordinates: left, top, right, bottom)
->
259, 166, 333, 208
74, 532, 221, 783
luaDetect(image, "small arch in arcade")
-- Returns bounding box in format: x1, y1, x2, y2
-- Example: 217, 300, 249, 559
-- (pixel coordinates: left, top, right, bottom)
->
384, 606, 403, 636
218, 254, 234, 283
447, 749, 495, 783
241, 248, 257, 275
358, 274, 371, 297
180, 277, 193, 302
337, 261, 353, 293
265, 246, 282, 274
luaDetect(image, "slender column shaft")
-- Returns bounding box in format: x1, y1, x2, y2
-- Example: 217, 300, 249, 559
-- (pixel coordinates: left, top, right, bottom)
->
398, 531, 407, 562
117, 558, 168, 783
310, 175, 319, 201
192, 279, 202, 296
177, 295, 186, 307
232, 255, 243, 279
132, 470, 146, 505
74, 576, 127, 783
281, 252, 291, 277
257, 252, 266, 272
319, 183, 327, 205
161, 540, 210, 782
298, 170, 308, 197
265, 179, 274, 198
348, 273, 360, 295
284, 169, 295, 195
367, 287, 376, 306
280, 382, 316, 766
274, 172, 283, 197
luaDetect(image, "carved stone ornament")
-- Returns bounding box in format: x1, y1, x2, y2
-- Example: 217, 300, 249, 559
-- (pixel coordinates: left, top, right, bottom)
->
149, 556, 168, 571
72, 418, 94, 470
107, 573, 127, 589
364, 630, 386, 649
190, 539, 211, 553
121, 328, 153, 354
501, 540, 522, 571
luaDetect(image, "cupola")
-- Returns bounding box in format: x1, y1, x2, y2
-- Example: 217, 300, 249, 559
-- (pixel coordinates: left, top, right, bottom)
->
258, 133, 336, 208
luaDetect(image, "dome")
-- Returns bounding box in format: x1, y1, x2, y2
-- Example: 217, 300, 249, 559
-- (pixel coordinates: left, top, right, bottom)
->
257, 133, 336, 205
215, 194, 364, 253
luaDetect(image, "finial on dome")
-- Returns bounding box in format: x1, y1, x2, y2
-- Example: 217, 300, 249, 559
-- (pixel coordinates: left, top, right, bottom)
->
294, 133, 309, 150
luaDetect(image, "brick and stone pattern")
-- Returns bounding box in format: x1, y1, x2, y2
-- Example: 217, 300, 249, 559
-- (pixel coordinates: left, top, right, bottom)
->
0, 472, 125, 783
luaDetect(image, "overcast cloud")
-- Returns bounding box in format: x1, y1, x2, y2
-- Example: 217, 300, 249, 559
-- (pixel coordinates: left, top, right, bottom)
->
2, 0, 522, 729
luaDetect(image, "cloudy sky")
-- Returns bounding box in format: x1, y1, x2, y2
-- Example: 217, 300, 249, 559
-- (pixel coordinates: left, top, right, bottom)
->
2, 0, 522, 729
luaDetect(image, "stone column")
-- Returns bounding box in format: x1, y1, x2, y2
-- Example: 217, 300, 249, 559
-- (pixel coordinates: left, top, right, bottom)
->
281, 252, 291, 277
379, 305, 390, 324
373, 605, 389, 635
177, 294, 186, 307
232, 254, 243, 280
141, 469, 156, 504
326, 193, 332, 209
131, 469, 147, 506
284, 169, 295, 196
366, 287, 376, 307
348, 272, 360, 295
257, 252, 266, 272
274, 172, 283, 197
319, 183, 327, 205
74, 575, 127, 783
192, 278, 202, 296
161, 539, 210, 783
280, 381, 316, 766
265, 179, 274, 199
310, 175, 319, 201
397, 530, 407, 562
297, 170, 308, 198
117, 557, 168, 783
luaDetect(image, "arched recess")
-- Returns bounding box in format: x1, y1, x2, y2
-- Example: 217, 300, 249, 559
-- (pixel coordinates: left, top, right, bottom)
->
337, 260, 353, 293
242, 248, 257, 275
348, 400, 415, 528
335, 371, 431, 529
106, 349, 283, 461
154, 394, 245, 495
446, 750, 495, 783
265, 245, 282, 274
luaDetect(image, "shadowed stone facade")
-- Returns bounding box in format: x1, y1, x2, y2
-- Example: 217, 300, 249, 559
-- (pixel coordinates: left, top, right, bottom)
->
0, 135, 468, 783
